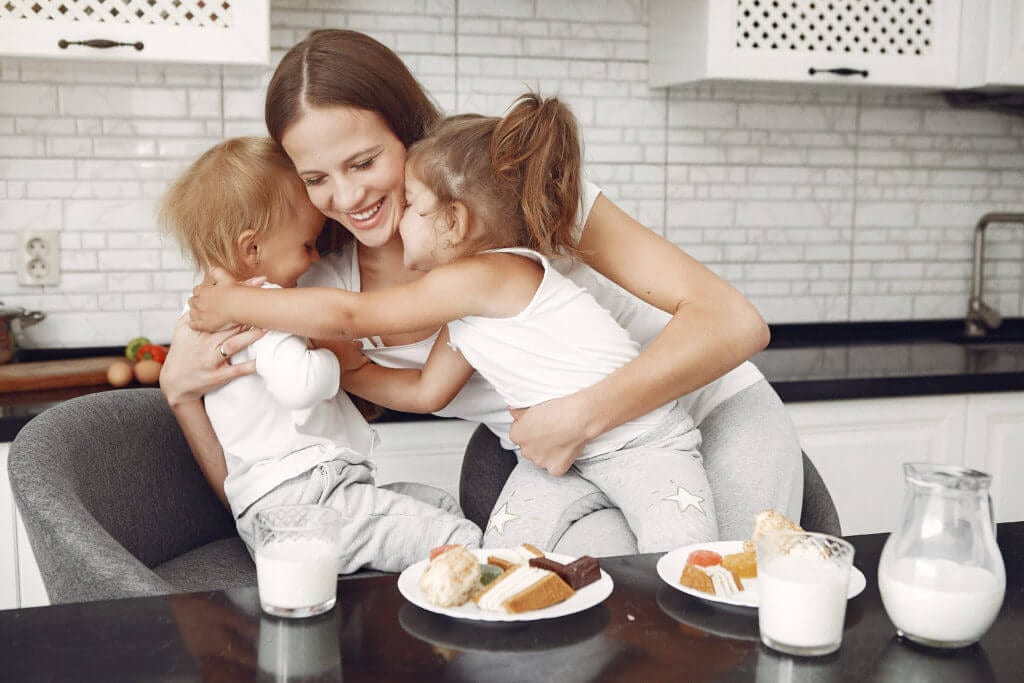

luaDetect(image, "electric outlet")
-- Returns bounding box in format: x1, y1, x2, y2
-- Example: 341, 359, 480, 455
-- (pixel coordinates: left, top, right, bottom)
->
15, 230, 60, 286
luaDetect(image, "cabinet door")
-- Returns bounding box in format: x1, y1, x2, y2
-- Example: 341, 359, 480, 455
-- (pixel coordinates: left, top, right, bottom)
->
14, 516, 47, 608
0, 444, 18, 611
651, 0, 964, 88
787, 395, 968, 536
986, 0, 1024, 86
370, 421, 475, 499
0, 0, 268, 65
964, 392, 1024, 523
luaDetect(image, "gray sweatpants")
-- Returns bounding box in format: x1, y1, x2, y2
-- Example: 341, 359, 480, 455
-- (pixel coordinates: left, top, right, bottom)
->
237, 455, 482, 574
482, 405, 717, 553
550, 379, 803, 556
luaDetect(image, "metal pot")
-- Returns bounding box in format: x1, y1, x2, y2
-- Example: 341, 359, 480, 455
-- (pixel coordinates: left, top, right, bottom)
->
0, 302, 46, 364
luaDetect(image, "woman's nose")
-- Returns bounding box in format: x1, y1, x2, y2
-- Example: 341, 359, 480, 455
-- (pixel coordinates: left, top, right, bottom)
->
334, 179, 367, 213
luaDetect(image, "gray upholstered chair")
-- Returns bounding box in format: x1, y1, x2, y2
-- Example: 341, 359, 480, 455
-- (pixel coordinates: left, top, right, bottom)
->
797, 450, 842, 535
8, 388, 256, 604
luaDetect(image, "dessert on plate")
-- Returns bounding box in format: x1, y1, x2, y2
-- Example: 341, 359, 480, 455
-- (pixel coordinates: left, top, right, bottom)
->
475, 565, 576, 613
676, 509, 803, 595
679, 550, 744, 596
418, 545, 482, 607
416, 544, 602, 614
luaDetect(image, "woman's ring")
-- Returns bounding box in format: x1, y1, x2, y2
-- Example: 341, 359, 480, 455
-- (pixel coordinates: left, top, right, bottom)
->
217, 344, 229, 360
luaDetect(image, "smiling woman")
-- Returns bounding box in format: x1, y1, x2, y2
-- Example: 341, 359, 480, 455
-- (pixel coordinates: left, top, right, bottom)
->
160, 28, 803, 560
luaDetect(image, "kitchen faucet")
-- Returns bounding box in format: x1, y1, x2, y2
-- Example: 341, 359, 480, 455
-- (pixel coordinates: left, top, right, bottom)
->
965, 212, 1024, 337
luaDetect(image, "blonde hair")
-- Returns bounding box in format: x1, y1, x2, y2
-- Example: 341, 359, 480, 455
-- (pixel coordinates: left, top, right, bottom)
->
160, 136, 310, 275
406, 91, 583, 259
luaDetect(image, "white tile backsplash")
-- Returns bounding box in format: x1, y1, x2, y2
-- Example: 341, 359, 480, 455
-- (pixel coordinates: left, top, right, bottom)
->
2, 1, 1023, 348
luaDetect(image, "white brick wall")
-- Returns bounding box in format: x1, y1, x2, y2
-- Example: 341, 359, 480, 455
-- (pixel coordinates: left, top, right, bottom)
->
1, 1, 1023, 347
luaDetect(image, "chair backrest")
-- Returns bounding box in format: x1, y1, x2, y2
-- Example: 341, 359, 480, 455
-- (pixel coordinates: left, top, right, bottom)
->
8, 388, 237, 603
799, 451, 841, 536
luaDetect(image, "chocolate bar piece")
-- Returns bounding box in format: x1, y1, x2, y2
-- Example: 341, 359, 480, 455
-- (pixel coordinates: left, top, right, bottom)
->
529, 555, 601, 590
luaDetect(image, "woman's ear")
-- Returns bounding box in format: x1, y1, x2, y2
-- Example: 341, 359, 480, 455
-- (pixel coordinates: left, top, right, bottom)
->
237, 229, 259, 270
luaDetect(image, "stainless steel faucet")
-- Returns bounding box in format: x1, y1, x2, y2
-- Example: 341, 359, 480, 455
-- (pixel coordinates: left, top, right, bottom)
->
965, 212, 1024, 337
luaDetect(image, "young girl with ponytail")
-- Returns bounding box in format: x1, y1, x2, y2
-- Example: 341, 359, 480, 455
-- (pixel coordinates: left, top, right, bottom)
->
189, 92, 718, 552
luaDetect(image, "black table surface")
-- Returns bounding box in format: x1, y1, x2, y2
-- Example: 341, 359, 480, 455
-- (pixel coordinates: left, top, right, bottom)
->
3, 523, 1023, 682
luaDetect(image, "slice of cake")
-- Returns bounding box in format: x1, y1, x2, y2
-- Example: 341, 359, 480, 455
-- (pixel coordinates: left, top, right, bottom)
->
529, 555, 601, 590
486, 543, 544, 571
744, 509, 803, 554
680, 563, 744, 596
722, 551, 757, 579
475, 565, 575, 613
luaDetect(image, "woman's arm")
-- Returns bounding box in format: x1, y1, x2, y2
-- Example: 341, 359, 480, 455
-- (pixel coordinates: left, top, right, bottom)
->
339, 327, 476, 413
509, 195, 769, 475
160, 315, 265, 508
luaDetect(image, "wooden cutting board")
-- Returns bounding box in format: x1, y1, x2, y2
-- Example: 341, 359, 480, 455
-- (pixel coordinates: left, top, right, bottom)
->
0, 356, 124, 393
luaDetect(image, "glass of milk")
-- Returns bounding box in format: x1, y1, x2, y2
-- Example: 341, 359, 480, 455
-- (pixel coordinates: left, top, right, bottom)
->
757, 532, 855, 657
254, 505, 343, 618
878, 463, 1005, 649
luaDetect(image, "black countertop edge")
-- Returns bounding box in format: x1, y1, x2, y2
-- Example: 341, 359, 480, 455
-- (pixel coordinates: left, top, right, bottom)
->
3, 318, 1024, 442
767, 317, 1024, 347
775, 372, 1024, 403
12, 318, 1022, 359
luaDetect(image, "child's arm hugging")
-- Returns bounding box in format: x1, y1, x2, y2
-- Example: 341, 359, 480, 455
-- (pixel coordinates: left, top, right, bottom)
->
337, 327, 475, 414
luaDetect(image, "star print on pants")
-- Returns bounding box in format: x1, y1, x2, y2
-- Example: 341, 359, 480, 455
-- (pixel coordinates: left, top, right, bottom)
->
664, 485, 706, 515
487, 503, 519, 535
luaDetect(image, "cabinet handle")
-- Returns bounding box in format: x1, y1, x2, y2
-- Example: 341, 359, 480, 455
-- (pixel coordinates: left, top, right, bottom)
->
808, 67, 868, 78
58, 39, 144, 52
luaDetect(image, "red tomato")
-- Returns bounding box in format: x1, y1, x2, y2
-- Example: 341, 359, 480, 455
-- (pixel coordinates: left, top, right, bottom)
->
135, 343, 168, 363
429, 544, 462, 561
686, 549, 723, 567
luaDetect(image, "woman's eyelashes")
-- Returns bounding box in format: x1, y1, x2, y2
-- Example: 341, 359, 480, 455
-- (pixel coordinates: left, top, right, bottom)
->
304, 176, 325, 187
351, 152, 380, 171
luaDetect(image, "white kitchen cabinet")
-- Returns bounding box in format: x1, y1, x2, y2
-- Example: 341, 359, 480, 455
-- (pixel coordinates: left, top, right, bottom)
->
959, 0, 1024, 87
649, 0, 965, 88
0, 444, 18, 611
963, 392, 1024, 523
370, 420, 475, 499
787, 394, 969, 536
0, 443, 49, 611
0, 0, 268, 65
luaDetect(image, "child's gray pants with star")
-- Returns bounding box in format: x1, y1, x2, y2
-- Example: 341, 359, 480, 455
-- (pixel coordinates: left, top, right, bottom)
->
481, 403, 717, 553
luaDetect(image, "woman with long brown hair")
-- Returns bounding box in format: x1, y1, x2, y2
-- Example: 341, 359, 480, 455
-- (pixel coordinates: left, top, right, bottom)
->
161, 29, 802, 554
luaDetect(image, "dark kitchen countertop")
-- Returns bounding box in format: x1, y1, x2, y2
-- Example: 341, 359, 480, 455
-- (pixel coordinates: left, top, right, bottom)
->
2, 318, 1023, 442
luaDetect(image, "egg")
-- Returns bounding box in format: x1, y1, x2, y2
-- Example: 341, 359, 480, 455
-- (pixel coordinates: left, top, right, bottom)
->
134, 359, 163, 385
106, 361, 134, 388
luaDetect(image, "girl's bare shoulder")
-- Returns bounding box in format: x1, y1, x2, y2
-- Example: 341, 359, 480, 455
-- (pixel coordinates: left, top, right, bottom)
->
440, 252, 543, 317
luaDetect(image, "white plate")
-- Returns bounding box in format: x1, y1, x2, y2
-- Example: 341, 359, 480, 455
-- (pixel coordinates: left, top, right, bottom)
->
656, 540, 867, 608
398, 549, 614, 622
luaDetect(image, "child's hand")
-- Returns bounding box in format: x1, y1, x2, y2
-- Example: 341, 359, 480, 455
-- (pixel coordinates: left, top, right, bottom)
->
315, 338, 370, 373
338, 339, 370, 373
189, 267, 242, 331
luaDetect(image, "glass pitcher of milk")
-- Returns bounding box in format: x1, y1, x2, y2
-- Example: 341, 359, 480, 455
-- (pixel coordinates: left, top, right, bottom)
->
878, 463, 1005, 649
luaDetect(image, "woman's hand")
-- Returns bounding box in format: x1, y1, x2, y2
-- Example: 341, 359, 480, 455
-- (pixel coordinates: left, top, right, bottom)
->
160, 314, 265, 407
189, 267, 243, 332
508, 395, 592, 476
